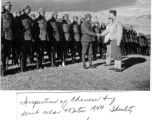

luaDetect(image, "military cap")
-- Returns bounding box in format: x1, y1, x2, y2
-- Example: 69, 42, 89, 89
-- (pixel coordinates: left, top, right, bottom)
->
3, 1, 12, 6
73, 16, 78, 19
22, 5, 31, 10
30, 13, 36, 17
85, 13, 92, 19
38, 8, 45, 13
95, 21, 99, 24
109, 10, 117, 16
63, 14, 69, 17
15, 9, 22, 14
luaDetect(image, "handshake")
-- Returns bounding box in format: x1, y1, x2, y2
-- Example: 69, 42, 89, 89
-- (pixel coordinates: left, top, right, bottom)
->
96, 33, 101, 37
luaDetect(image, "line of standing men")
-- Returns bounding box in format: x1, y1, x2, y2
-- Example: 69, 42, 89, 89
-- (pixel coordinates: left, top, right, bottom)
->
1, 1, 104, 76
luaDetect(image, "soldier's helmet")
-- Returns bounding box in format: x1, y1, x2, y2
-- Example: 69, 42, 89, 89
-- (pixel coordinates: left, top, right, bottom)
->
63, 14, 69, 18
15, 9, 22, 14
52, 11, 58, 16
80, 17, 85, 22
95, 21, 99, 25
22, 5, 31, 11
30, 13, 36, 17
73, 16, 78, 20
3, 1, 13, 6
101, 22, 105, 26
38, 8, 45, 13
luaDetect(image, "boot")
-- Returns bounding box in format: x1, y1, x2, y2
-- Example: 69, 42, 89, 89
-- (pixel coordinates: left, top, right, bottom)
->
62, 61, 65, 67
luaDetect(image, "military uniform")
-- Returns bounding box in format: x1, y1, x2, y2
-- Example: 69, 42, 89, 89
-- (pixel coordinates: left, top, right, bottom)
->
1, 5, 15, 76
33, 8, 49, 69
20, 5, 33, 72
47, 12, 63, 67
70, 16, 82, 63
13, 10, 22, 65
81, 14, 97, 69
104, 23, 112, 65
93, 21, 102, 60
61, 14, 74, 66
101, 10, 123, 72
100, 23, 106, 59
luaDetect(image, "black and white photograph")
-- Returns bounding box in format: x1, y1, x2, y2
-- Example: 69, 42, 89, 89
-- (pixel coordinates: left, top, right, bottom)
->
0, 0, 151, 90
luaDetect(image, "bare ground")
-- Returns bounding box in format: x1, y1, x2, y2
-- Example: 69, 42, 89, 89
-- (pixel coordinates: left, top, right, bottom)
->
0, 55, 150, 90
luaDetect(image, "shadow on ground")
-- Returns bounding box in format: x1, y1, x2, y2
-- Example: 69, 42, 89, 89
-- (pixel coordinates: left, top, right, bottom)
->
122, 57, 147, 70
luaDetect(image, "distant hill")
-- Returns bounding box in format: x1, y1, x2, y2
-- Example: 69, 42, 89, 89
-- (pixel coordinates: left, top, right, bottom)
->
136, 14, 151, 19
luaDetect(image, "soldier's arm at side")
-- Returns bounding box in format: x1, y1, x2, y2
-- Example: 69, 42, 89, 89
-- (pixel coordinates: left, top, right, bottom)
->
81, 23, 96, 36
117, 22, 123, 45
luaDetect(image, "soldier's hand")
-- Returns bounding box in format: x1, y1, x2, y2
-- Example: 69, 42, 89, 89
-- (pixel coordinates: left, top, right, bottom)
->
96, 33, 100, 37
117, 42, 120, 46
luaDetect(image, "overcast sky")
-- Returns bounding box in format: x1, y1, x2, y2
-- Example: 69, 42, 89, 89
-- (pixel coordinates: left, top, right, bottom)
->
1, 0, 151, 15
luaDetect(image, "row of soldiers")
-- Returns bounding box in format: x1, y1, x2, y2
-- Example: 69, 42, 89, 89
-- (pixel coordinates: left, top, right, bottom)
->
1, 1, 151, 76
1, 1, 106, 76
121, 27, 151, 56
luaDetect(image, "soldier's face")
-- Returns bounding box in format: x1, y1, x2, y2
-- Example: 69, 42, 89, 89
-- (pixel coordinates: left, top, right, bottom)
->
5, 5, 12, 12
74, 18, 78, 23
54, 14, 58, 19
109, 13, 114, 20
17, 12, 21, 16
40, 11, 45, 16
87, 17, 91, 22
25, 9, 31, 14
64, 16, 68, 21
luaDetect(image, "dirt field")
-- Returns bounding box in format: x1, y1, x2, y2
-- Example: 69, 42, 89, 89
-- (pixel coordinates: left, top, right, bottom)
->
0, 55, 150, 90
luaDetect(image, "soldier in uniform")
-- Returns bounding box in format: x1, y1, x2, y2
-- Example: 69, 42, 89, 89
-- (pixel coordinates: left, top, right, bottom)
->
20, 5, 33, 72
47, 12, 62, 67
104, 18, 112, 66
91, 22, 97, 60
1, 1, 15, 76
61, 14, 74, 66
30, 13, 36, 64
81, 14, 99, 69
30, 13, 36, 20
100, 10, 123, 72
13, 9, 22, 66
33, 8, 49, 69
100, 22, 106, 59
69, 16, 82, 63
93, 21, 102, 60
79, 17, 85, 40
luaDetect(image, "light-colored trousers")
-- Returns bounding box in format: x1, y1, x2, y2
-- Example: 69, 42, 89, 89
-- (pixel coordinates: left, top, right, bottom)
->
106, 43, 112, 65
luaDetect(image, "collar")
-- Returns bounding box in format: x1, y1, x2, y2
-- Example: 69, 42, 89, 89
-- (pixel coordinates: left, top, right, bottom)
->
112, 18, 117, 25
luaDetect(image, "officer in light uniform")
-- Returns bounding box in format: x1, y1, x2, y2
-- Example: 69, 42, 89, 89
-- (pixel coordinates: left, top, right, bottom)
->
104, 18, 112, 66
100, 10, 123, 72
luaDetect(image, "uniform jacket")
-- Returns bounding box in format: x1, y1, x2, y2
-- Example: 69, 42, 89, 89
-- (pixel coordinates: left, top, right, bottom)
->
14, 16, 22, 40
1, 10, 15, 41
47, 17, 61, 43
101, 18, 123, 45
104, 24, 111, 43
81, 21, 96, 42
61, 19, 71, 41
20, 13, 33, 41
69, 21, 81, 42
33, 15, 49, 42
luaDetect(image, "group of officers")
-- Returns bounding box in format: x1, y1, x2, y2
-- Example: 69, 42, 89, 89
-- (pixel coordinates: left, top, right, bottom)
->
1, 1, 151, 76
